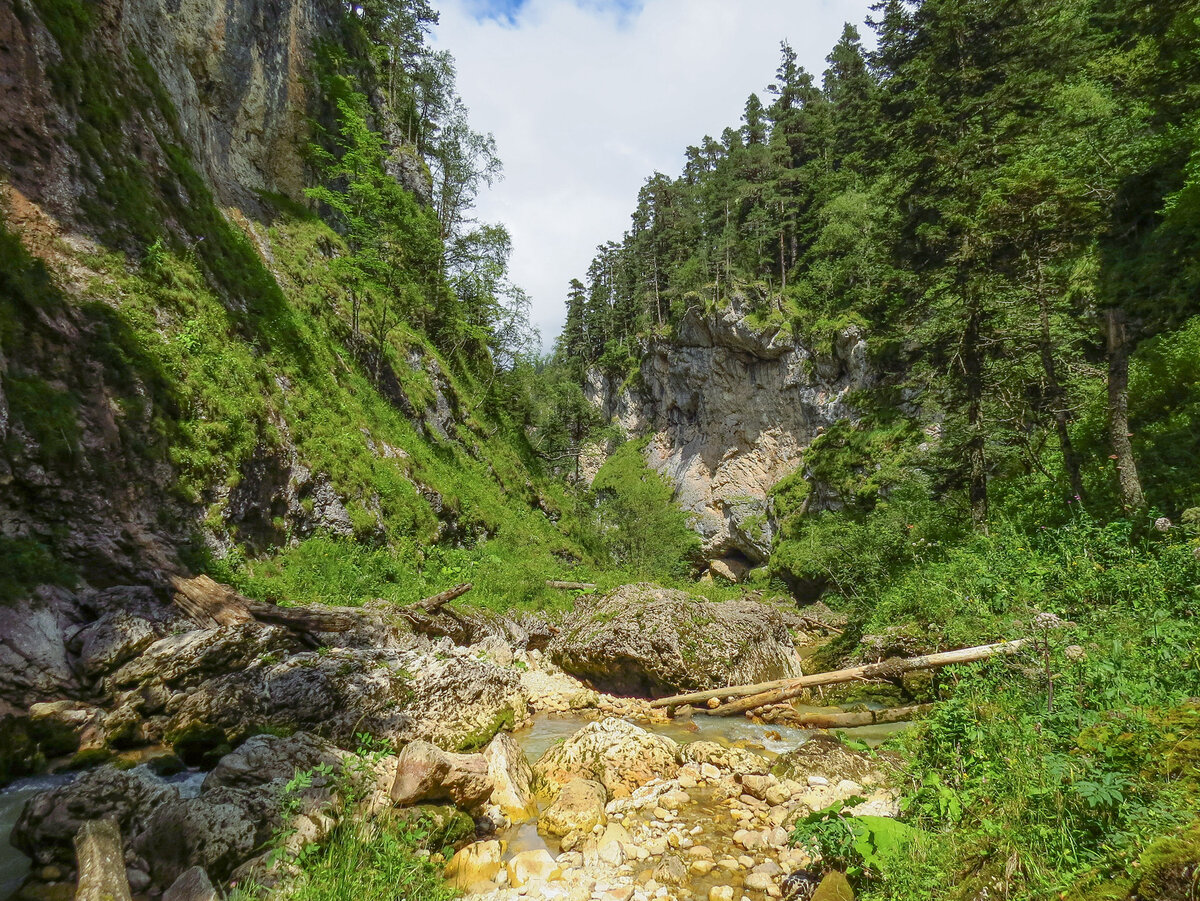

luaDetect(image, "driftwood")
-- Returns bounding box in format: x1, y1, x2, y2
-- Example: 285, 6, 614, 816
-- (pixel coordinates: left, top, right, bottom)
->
765, 703, 933, 729
170, 575, 354, 633
74, 820, 132, 901
710, 639, 1031, 717
545, 580, 597, 591
796, 617, 844, 636
410, 582, 474, 613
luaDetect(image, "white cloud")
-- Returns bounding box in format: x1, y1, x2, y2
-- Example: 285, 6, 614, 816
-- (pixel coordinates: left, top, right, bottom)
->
432, 0, 878, 349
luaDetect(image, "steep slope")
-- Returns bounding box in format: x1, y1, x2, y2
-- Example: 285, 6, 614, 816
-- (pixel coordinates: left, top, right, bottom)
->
0, 0, 571, 709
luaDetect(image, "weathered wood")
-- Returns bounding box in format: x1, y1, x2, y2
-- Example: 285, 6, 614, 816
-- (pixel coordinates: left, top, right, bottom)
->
797, 617, 845, 636
710, 639, 1030, 717
412, 582, 474, 613
170, 575, 353, 632
74, 819, 133, 901
766, 703, 933, 729
653, 675, 803, 709
545, 580, 597, 591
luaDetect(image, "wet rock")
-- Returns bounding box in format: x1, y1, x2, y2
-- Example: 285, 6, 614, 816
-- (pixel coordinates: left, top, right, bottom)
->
483, 731, 535, 820
532, 718, 679, 798
541, 778, 607, 836
710, 887, 735, 901
549, 585, 800, 697
445, 840, 505, 892
390, 741, 492, 813
745, 871, 776, 893
162, 866, 218, 901
652, 855, 688, 886
771, 736, 893, 786
507, 849, 561, 887
681, 741, 769, 777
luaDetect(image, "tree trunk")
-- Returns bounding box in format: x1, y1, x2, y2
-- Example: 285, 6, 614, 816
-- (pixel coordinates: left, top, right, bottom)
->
1106, 307, 1146, 512
1037, 283, 1084, 500
963, 302, 988, 529
707, 639, 1030, 716
74, 820, 133, 901
763, 703, 933, 729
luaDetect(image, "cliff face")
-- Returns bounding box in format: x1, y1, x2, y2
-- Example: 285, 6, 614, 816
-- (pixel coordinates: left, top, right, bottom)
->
1, 0, 334, 215
586, 295, 870, 568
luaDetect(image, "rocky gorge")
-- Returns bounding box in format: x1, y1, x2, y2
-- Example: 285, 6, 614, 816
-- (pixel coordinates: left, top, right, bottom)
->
1, 580, 896, 901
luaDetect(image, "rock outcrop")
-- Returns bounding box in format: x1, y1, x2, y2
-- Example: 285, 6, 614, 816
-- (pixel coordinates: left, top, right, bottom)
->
585, 292, 870, 563
531, 718, 680, 800
548, 583, 801, 697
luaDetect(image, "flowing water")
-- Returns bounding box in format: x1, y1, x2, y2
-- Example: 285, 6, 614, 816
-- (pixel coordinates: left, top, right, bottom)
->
0, 774, 75, 899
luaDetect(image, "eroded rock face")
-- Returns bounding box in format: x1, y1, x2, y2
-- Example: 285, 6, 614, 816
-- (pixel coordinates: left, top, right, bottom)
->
549, 584, 800, 697
531, 718, 679, 799
105, 627, 526, 757
585, 293, 870, 562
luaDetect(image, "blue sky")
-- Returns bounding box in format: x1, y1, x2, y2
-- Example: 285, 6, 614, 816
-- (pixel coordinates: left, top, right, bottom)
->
433, 0, 877, 348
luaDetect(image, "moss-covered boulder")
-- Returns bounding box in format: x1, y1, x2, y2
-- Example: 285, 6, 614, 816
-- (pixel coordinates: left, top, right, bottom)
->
548, 583, 800, 697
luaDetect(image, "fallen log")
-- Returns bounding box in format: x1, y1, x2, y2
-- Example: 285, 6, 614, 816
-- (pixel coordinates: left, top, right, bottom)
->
170, 575, 354, 633
766, 703, 933, 730
545, 580, 597, 591
652, 676, 804, 709
411, 582, 473, 613
74, 819, 132, 901
710, 638, 1030, 717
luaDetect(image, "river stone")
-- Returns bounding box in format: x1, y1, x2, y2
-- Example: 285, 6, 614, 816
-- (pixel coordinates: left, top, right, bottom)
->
653, 854, 689, 886
202, 732, 345, 791
162, 866, 218, 901
541, 778, 607, 836
483, 731, 535, 820
391, 740, 493, 813
770, 735, 891, 786
445, 840, 505, 891
12, 766, 179, 865
532, 718, 679, 798
681, 741, 769, 777
507, 849, 561, 888
548, 585, 800, 697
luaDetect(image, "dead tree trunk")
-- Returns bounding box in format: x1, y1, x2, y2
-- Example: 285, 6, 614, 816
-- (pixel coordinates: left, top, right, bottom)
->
763, 703, 933, 729
170, 575, 353, 633
710, 639, 1029, 716
1106, 307, 1146, 512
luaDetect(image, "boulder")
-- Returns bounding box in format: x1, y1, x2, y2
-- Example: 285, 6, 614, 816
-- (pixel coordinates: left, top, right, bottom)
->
444, 840, 505, 892
506, 849, 561, 888
482, 731, 535, 820
12, 766, 178, 865
811, 871, 854, 901
709, 557, 750, 584
75, 612, 161, 678
548, 584, 799, 697
110, 632, 526, 759
539, 778, 607, 837
680, 740, 770, 777
0, 591, 82, 707
771, 735, 893, 786
162, 867, 218, 901
131, 785, 281, 888
532, 718, 679, 798
390, 741, 492, 813
201, 732, 345, 792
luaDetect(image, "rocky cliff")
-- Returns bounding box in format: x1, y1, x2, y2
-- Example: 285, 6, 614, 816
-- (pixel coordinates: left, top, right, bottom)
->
585, 294, 870, 571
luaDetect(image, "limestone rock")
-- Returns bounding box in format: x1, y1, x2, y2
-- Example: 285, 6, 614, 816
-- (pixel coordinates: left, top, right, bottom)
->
202, 732, 345, 792
540, 778, 607, 837
770, 735, 893, 786
483, 731, 535, 820
506, 849, 561, 888
162, 867, 218, 901
391, 741, 492, 813
532, 718, 679, 798
445, 840, 505, 891
0, 592, 81, 706
681, 741, 770, 777
549, 585, 800, 697
75, 612, 161, 678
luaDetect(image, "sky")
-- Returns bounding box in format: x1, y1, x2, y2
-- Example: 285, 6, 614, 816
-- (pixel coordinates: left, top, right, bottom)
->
432, 0, 878, 349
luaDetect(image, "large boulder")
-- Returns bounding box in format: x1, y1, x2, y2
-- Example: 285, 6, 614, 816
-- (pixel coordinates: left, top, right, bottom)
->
770, 735, 895, 785
482, 732, 535, 821
389, 741, 492, 813
532, 718, 679, 799
548, 584, 800, 697
539, 777, 606, 837
201, 732, 346, 792
0, 590, 83, 706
